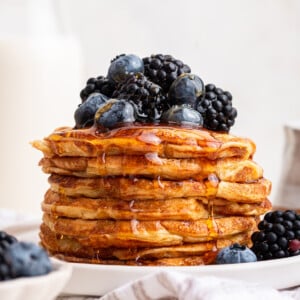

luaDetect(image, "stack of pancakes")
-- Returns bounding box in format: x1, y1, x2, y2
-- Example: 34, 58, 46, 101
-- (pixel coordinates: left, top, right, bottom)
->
32, 125, 272, 266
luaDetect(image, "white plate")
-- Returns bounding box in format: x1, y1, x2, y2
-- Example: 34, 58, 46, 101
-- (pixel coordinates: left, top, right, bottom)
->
4, 220, 300, 296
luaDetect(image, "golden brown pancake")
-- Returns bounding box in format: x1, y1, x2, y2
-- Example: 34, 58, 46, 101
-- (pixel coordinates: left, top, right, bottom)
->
31, 125, 256, 159
42, 213, 257, 247
39, 155, 263, 182
42, 190, 271, 220
48, 174, 271, 203
40, 223, 251, 260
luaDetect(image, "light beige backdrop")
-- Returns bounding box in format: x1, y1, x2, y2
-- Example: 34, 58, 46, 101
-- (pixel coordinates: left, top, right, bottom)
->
0, 0, 300, 215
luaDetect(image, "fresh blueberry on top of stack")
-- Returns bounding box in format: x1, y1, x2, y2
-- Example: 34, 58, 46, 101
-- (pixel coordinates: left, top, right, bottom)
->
251, 210, 300, 260
108, 54, 144, 83
94, 99, 136, 130
74, 93, 108, 129
75, 53, 238, 132
0, 231, 52, 281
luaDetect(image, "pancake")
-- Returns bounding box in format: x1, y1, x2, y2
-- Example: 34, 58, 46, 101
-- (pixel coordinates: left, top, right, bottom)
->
40, 223, 251, 260
42, 213, 257, 247
40, 155, 263, 182
42, 190, 271, 220
31, 125, 256, 159
48, 174, 271, 203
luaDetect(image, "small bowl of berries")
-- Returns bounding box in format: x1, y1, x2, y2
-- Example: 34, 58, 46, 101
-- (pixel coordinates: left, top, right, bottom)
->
0, 231, 72, 300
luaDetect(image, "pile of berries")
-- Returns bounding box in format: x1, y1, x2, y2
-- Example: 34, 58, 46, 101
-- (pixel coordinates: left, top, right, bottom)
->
0, 231, 52, 281
251, 210, 300, 260
75, 53, 238, 132
215, 210, 300, 265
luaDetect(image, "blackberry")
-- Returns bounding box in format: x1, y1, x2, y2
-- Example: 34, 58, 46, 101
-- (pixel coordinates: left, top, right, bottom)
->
251, 210, 300, 261
112, 73, 168, 121
80, 76, 116, 102
197, 83, 237, 132
143, 54, 191, 92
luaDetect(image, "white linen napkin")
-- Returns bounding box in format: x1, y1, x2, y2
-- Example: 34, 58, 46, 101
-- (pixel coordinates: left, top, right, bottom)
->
100, 270, 294, 300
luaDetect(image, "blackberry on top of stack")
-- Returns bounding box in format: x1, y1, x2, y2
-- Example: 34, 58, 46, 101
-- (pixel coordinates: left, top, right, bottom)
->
32, 53, 275, 266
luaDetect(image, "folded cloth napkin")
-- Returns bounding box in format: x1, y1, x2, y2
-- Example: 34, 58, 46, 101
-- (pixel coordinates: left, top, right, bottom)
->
100, 270, 296, 300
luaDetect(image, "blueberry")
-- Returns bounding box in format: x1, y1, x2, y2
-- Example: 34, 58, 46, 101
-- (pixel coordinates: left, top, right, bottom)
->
216, 243, 257, 264
95, 99, 135, 130
108, 54, 144, 83
74, 93, 108, 129
168, 73, 205, 108
4, 242, 52, 277
161, 105, 203, 126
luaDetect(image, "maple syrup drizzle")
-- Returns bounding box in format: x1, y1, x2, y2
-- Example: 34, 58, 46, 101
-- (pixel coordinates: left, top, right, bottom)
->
205, 173, 220, 240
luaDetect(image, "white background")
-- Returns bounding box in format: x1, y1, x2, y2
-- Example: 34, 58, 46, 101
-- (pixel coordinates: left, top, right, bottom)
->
0, 0, 299, 215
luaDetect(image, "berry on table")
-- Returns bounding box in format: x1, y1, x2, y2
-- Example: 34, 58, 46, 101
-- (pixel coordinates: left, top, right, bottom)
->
216, 243, 257, 264
108, 54, 144, 83
74, 93, 108, 129
251, 210, 300, 260
197, 83, 237, 132
143, 54, 191, 92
